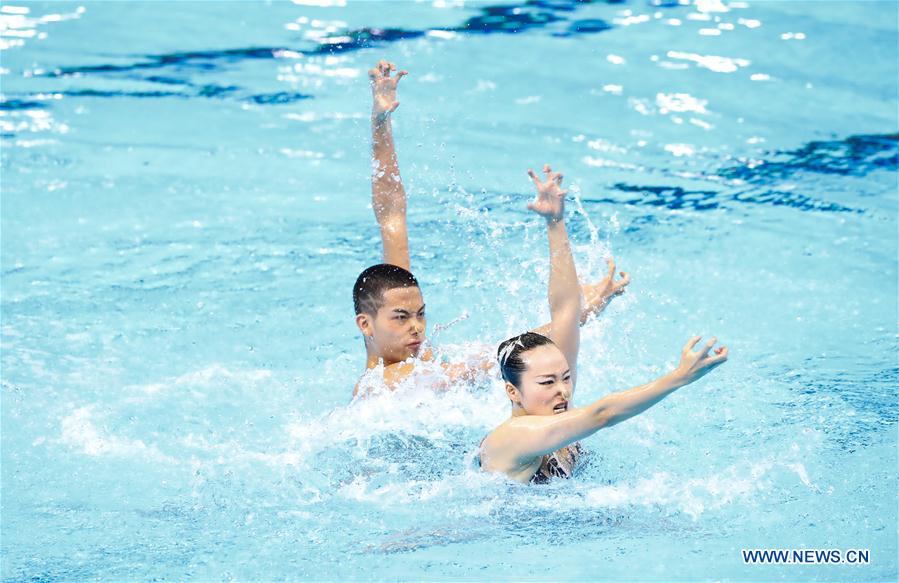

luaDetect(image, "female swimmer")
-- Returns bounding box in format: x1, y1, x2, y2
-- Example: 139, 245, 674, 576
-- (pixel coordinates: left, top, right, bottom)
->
478, 165, 728, 483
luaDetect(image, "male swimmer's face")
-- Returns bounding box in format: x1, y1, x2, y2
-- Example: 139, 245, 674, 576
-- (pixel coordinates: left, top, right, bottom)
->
514, 344, 572, 416
369, 286, 426, 363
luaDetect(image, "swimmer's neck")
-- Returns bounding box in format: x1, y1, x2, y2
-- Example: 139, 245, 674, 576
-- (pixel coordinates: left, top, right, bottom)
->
510, 404, 528, 418
364, 346, 433, 370
366, 354, 404, 369
365, 344, 391, 369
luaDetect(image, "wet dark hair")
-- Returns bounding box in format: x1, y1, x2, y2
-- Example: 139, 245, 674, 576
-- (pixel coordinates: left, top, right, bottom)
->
497, 332, 555, 387
353, 263, 420, 315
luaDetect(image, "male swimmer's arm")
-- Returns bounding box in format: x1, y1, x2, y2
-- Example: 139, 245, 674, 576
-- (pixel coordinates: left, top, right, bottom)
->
369, 59, 411, 271
491, 337, 729, 461
440, 358, 495, 383
443, 176, 630, 381
579, 261, 630, 323
527, 165, 581, 385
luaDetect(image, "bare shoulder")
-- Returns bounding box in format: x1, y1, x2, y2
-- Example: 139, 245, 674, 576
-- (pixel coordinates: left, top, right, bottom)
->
480, 420, 544, 481
482, 415, 548, 448
354, 349, 467, 398
353, 361, 417, 399
478, 422, 509, 471
478, 420, 520, 468
382, 361, 417, 387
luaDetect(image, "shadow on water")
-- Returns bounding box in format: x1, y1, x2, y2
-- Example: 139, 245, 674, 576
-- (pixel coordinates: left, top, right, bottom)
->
468, 133, 897, 215
0, 87, 312, 107
760, 331, 899, 454
594, 134, 897, 213
3, 0, 630, 106
719, 134, 899, 182
595, 182, 862, 214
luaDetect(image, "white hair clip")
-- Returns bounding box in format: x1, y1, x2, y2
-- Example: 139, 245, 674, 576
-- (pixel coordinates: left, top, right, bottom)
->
498, 336, 526, 366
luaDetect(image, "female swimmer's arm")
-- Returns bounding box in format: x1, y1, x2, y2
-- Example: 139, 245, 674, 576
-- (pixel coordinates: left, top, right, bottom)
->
492, 337, 729, 461
369, 59, 411, 270
445, 264, 628, 382
526, 165, 582, 386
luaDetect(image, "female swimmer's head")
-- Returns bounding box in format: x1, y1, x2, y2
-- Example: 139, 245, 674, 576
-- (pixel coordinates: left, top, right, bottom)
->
497, 332, 572, 416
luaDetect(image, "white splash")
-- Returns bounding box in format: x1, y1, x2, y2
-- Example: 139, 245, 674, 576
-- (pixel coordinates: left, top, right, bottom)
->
287, 357, 508, 459
124, 365, 273, 400
58, 406, 175, 462
576, 459, 815, 519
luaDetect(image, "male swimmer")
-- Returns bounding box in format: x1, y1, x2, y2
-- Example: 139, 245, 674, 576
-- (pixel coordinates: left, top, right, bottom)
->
478, 166, 729, 483
353, 60, 630, 396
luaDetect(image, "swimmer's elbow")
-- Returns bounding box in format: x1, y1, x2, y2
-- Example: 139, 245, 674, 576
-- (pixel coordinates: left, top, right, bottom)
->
549, 298, 580, 319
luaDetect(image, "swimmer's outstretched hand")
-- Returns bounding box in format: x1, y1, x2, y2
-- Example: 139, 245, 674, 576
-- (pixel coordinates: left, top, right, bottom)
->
581, 258, 630, 323
674, 336, 729, 384
527, 164, 568, 222
369, 59, 407, 122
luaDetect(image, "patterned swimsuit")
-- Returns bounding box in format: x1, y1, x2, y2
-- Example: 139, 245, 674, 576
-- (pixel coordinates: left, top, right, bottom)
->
478, 441, 584, 484
529, 443, 584, 484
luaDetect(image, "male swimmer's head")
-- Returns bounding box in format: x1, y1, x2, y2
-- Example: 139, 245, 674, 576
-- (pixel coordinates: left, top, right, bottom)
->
354, 264, 426, 364
498, 332, 572, 417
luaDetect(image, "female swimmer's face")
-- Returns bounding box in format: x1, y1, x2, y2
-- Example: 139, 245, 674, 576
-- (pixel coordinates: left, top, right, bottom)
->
508, 343, 573, 416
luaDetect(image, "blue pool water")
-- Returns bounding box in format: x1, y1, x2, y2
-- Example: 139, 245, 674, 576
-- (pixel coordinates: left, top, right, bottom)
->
2, 0, 897, 580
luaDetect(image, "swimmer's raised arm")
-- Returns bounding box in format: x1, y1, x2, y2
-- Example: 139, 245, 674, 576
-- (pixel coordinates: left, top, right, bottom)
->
531, 259, 630, 338
369, 59, 411, 271
527, 165, 582, 386
484, 337, 728, 462
440, 258, 629, 384
439, 173, 629, 386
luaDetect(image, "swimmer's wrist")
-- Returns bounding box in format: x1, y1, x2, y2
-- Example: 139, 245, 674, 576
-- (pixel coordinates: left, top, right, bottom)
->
545, 215, 564, 225
665, 369, 689, 389
372, 110, 392, 125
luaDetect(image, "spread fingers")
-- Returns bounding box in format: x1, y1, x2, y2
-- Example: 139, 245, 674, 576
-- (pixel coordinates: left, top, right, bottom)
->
683, 335, 702, 353
698, 337, 718, 358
